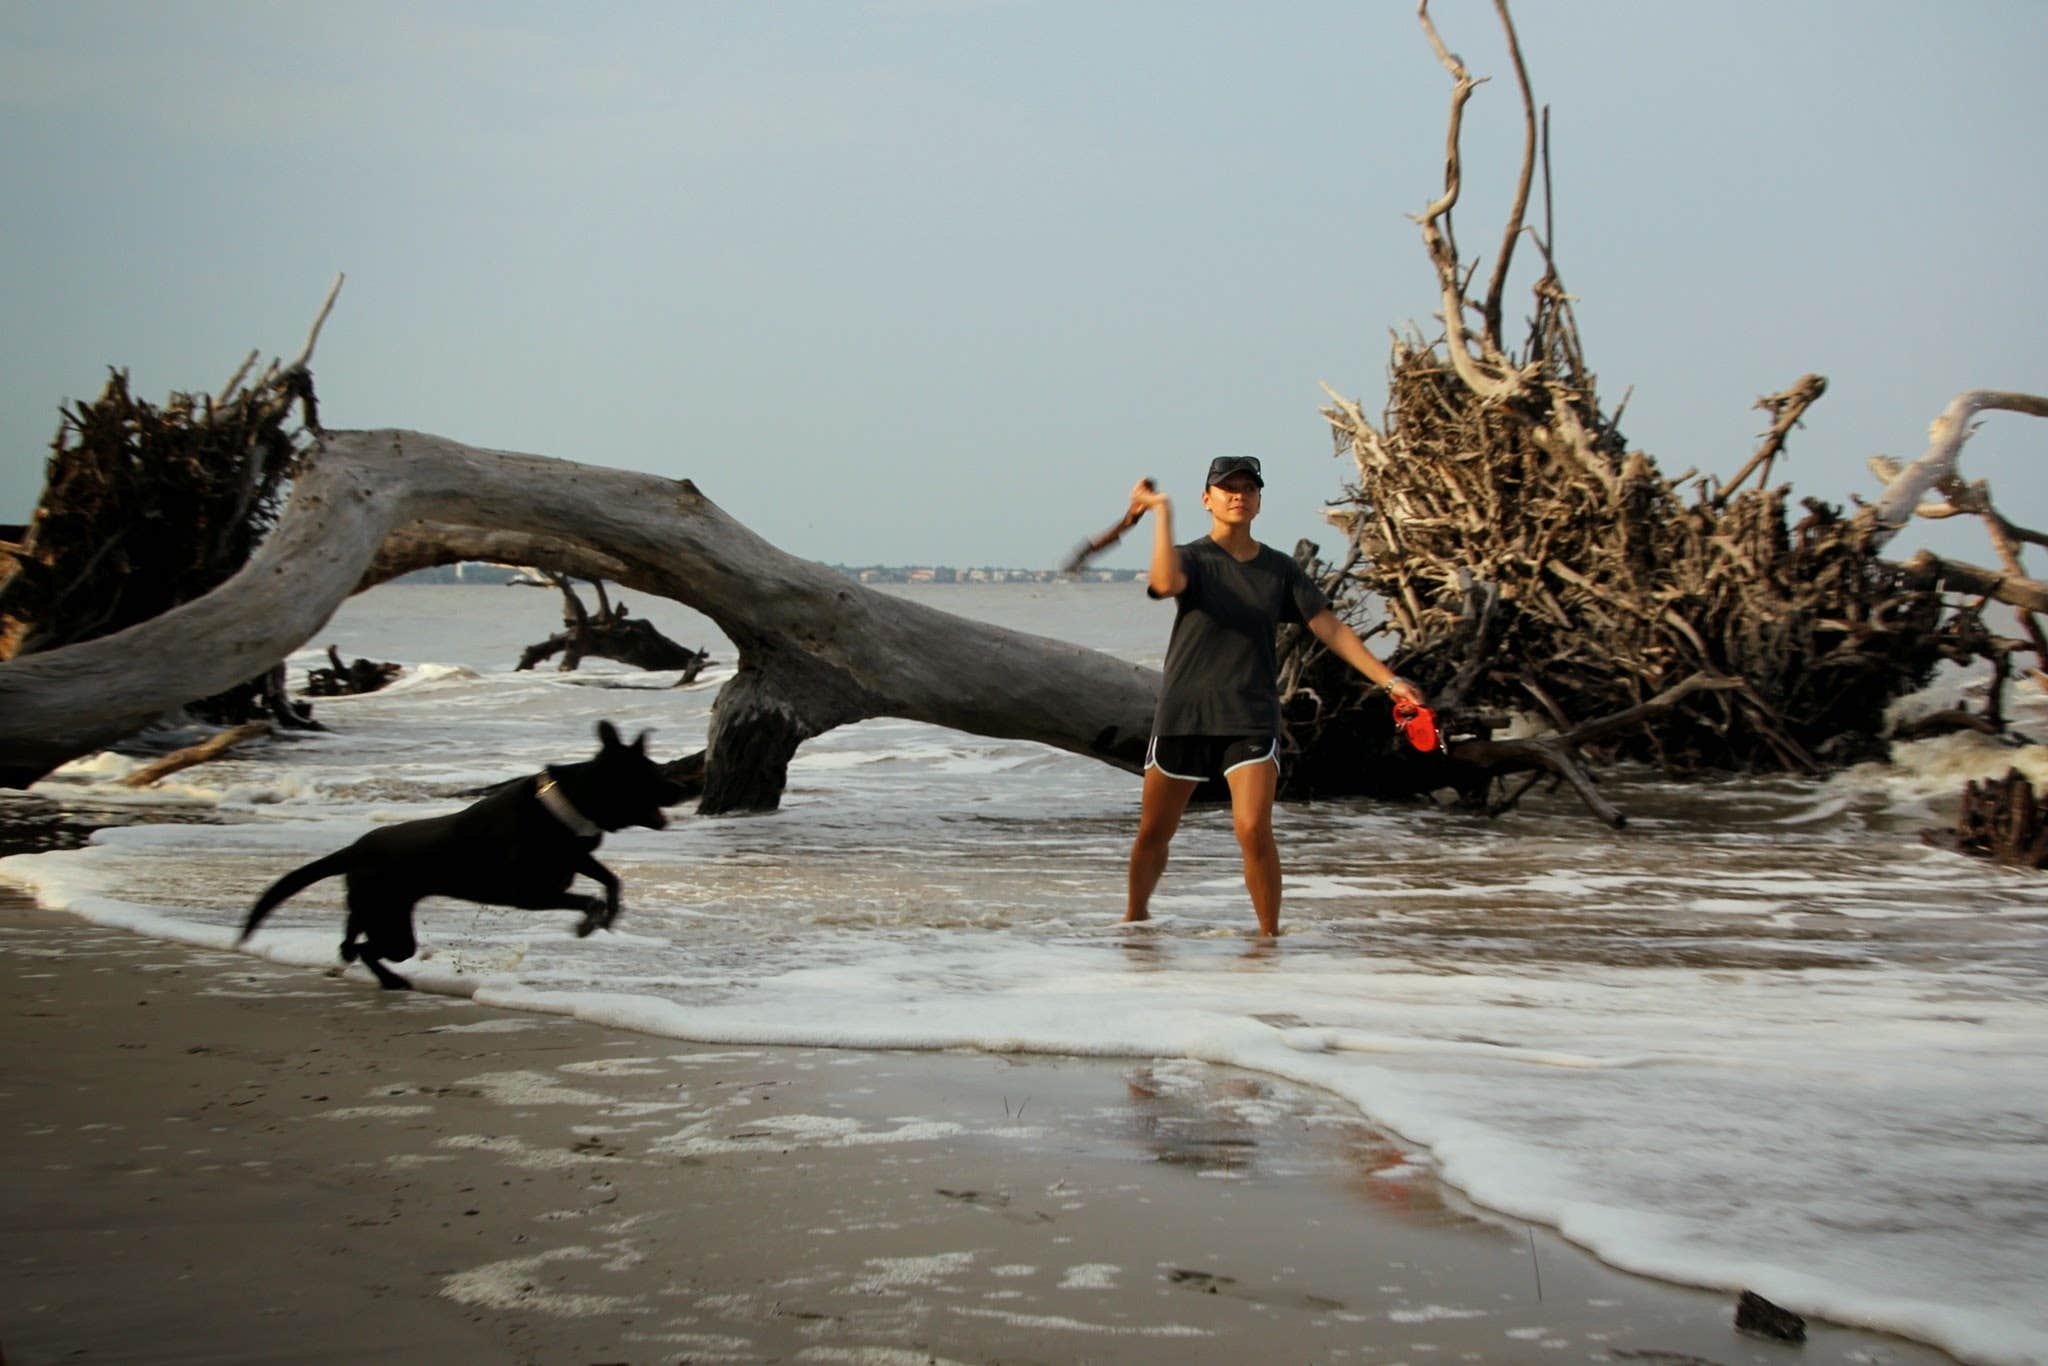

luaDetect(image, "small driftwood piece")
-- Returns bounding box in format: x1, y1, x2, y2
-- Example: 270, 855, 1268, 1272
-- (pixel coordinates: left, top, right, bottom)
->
1733, 1289, 1807, 1343
514, 573, 709, 679
1951, 768, 2048, 869
117, 722, 271, 788
305, 644, 401, 696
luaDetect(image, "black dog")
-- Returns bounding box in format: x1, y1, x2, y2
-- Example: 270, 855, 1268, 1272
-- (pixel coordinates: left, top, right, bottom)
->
239, 721, 685, 989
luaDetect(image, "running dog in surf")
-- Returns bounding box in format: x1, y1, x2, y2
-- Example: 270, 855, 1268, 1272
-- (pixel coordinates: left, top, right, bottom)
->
240, 722, 687, 989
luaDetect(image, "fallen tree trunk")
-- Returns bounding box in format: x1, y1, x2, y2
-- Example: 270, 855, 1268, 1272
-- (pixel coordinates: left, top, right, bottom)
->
0, 430, 1161, 807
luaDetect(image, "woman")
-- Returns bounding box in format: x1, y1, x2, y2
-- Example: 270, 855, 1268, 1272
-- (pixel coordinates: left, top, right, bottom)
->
1126, 456, 1424, 936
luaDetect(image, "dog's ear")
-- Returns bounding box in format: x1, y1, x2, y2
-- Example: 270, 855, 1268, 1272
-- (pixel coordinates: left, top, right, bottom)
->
632, 728, 652, 754
597, 720, 623, 750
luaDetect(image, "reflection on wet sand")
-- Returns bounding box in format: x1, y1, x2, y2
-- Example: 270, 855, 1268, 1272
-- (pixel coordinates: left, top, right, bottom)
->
1113, 1058, 1454, 1234
1121, 1065, 1263, 1174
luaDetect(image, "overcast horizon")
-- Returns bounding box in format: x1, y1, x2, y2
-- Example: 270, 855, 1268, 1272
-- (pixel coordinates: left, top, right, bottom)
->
5, 2, 2045, 574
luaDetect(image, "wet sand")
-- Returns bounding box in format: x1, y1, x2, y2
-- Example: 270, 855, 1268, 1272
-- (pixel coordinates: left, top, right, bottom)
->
0, 887, 1954, 1365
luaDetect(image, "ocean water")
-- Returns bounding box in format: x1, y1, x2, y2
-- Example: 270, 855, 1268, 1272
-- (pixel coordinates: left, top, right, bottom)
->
5, 582, 2047, 1365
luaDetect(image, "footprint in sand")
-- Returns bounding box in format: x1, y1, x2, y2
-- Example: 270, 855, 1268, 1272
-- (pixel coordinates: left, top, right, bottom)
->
1168, 1267, 1345, 1313
935, 1187, 1055, 1225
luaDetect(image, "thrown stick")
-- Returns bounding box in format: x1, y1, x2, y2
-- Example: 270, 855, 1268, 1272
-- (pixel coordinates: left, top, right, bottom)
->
1061, 479, 1155, 576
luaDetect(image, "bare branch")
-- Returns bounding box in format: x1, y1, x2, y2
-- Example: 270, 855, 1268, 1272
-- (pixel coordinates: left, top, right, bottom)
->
1715, 374, 1827, 505
1451, 733, 1624, 827
1901, 549, 2048, 616
1869, 389, 2048, 543
118, 721, 271, 788
1480, 0, 1539, 348
291, 272, 346, 372
217, 350, 260, 405
1414, 1, 1527, 402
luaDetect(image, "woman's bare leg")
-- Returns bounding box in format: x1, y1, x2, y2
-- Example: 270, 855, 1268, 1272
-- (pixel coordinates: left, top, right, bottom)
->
1126, 767, 1198, 922
1225, 758, 1281, 936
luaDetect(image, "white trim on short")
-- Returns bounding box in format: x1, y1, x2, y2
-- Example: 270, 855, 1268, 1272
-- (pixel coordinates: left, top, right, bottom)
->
1143, 735, 1279, 782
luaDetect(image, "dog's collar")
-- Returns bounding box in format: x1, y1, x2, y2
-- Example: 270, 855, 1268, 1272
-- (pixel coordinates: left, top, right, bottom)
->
535, 774, 601, 838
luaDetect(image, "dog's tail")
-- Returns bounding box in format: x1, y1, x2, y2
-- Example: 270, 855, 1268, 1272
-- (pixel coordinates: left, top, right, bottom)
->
239, 848, 358, 943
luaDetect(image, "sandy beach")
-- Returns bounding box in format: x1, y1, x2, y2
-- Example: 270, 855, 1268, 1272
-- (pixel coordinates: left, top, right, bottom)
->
0, 882, 1957, 1366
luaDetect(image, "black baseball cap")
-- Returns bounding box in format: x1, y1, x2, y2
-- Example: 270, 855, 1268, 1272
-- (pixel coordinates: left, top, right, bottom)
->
1205, 455, 1263, 488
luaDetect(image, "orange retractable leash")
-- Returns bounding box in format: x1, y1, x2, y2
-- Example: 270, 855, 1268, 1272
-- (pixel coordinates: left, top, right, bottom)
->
1392, 695, 1443, 753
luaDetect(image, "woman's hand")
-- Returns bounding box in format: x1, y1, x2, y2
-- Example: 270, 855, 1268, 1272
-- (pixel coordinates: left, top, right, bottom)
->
1129, 478, 1168, 516
1385, 676, 1427, 707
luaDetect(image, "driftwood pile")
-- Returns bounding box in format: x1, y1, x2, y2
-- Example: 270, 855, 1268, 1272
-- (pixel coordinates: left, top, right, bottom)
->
0, 280, 336, 664
1309, 349, 1955, 773
1276, 2, 2024, 822
0, 364, 311, 661
0, 279, 340, 742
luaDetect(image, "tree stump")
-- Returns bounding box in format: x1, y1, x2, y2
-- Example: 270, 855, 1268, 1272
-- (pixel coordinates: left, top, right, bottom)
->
1953, 768, 2048, 869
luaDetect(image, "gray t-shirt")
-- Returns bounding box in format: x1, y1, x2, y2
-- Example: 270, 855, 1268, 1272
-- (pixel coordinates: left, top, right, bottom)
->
1150, 538, 1328, 736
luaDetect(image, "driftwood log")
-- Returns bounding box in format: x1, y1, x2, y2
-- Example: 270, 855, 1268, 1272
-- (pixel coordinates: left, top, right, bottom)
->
305, 644, 401, 697
1949, 768, 2048, 870
1734, 1290, 1807, 1344
117, 722, 272, 789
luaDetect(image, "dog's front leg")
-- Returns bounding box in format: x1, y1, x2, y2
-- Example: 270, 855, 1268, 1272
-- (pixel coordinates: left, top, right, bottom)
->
571, 854, 623, 936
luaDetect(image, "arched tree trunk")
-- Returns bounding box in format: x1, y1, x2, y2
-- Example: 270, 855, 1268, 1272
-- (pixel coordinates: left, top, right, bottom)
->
0, 430, 1159, 802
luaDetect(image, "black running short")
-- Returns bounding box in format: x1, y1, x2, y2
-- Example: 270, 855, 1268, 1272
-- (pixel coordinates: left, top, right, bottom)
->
1144, 734, 1279, 782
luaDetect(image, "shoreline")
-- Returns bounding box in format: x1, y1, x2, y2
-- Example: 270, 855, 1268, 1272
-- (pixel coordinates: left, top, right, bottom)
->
0, 884, 1957, 1365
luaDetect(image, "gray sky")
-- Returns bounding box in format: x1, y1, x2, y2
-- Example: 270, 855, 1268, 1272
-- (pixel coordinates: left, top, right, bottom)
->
4, 1, 2044, 570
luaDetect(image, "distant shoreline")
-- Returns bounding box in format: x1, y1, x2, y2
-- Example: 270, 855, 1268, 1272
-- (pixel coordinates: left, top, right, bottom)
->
394, 561, 1145, 586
